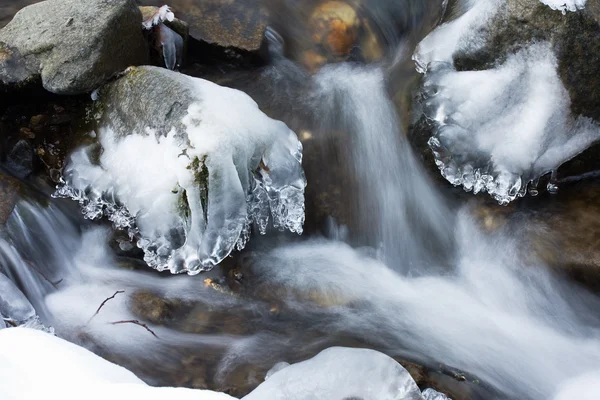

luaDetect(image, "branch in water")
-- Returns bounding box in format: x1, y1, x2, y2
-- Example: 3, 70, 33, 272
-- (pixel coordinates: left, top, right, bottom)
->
24, 259, 63, 288
87, 290, 125, 324
110, 320, 159, 338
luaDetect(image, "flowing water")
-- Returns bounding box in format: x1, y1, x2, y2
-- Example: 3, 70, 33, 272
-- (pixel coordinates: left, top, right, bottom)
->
1, 1, 600, 399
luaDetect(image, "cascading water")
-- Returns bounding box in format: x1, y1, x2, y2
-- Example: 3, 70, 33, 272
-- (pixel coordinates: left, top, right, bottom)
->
311, 64, 454, 272
1, 0, 600, 399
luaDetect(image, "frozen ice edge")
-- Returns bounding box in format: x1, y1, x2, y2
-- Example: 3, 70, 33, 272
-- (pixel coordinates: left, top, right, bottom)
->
54, 68, 306, 275
413, 1, 600, 205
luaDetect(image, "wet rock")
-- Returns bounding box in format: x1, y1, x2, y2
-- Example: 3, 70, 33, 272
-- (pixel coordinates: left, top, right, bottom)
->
309, 1, 360, 59
0, 171, 20, 224
143, 0, 268, 54
0, 0, 148, 94
470, 182, 600, 292
6, 140, 33, 179
140, 5, 188, 69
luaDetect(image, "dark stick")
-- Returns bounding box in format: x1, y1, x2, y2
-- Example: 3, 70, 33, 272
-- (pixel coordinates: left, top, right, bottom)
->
24, 259, 63, 288
110, 319, 159, 338
87, 290, 125, 324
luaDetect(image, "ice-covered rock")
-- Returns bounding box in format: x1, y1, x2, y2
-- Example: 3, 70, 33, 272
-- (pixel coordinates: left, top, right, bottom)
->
540, 0, 586, 13
56, 66, 305, 274
243, 347, 425, 400
413, 0, 600, 204
422, 388, 452, 400
0, 327, 236, 400
0, 0, 148, 94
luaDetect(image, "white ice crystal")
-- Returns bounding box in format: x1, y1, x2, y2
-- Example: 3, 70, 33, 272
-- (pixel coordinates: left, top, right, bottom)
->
142, 5, 175, 30
56, 67, 306, 275
413, 1, 600, 204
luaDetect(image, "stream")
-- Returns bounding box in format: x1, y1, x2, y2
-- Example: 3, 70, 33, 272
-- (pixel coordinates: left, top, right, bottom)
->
1, 0, 600, 399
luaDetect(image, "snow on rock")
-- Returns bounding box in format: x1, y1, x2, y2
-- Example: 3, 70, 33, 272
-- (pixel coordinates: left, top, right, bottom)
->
243, 347, 425, 400
422, 388, 452, 400
56, 66, 306, 275
0, 327, 236, 400
413, 0, 600, 204
539, 0, 586, 13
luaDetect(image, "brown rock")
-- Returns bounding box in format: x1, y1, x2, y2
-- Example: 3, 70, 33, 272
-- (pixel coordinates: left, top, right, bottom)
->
142, 0, 268, 52
309, 1, 360, 58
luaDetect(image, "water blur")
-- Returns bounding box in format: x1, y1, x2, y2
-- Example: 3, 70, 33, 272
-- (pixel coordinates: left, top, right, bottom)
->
1, 1, 600, 399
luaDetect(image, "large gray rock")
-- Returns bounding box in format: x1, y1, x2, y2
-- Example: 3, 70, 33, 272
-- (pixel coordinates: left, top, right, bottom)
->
0, 0, 148, 94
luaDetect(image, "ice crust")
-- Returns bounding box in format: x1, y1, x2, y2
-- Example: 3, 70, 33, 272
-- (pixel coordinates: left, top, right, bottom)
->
539, 0, 586, 13
56, 68, 306, 274
413, 1, 600, 204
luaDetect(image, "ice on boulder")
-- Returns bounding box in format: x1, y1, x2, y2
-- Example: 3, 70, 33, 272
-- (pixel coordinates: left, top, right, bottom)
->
422, 388, 452, 400
539, 0, 586, 13
56, 66, 306, 275
243, 347, 425, 400
413, 2, 600, 204
0, 271, 36, 325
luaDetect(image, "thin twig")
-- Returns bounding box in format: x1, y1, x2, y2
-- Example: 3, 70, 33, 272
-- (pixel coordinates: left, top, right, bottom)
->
24, 259, 63, 288
87, 290, 124, 324
110, 319, 159, 338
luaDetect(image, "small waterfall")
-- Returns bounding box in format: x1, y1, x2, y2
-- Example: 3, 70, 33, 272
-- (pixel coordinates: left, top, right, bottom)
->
312, 64, 454, 272
0, 200, 80, 322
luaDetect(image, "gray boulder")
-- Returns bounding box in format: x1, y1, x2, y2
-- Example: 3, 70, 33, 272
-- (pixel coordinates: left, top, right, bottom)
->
0, 0, 148, 94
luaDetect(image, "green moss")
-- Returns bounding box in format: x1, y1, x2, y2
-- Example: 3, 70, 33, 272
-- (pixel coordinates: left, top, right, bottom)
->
178, 187, 191, 222
187, 155, 209, 221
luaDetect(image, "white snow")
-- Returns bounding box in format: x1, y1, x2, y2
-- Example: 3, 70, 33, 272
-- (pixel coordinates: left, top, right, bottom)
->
0, 328, 447, 400
0, 327, 236, 400
57, 68, 306, 274
413, 1, 600, 203
539, 0, 586, 13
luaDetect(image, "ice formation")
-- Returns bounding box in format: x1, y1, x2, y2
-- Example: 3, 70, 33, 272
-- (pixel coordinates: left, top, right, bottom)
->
56, 66, 306, 275
243, 347, 425, 400
539, 0, 586, 13
422, 388, 452, 400
414, 1, 600, 204
0, 272, 52, 333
